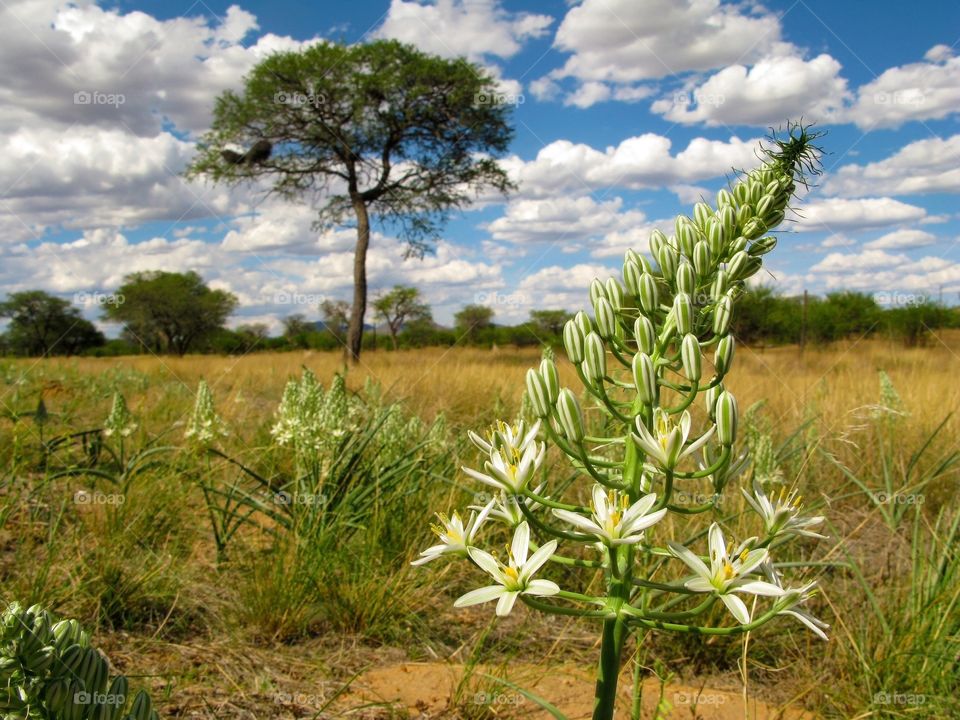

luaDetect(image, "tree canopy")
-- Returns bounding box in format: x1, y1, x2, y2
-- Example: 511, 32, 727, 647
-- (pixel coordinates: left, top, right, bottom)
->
373, 285, 432, 349
103, 271, 237, 355
187, 39, 515, 362
0, 291, 104, 356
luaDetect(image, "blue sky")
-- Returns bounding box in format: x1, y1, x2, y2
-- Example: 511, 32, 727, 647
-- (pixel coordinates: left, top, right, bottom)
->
2, 0, 959, 332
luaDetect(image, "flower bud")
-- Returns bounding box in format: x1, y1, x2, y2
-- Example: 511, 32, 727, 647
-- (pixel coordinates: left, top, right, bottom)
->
623, 259, 642, 296
556, 388, 584, 443
632, 352, 657, 404
676, 261, 696, 295
593, 296, 618, 339
681, 333, 702, 382
718, 206, 736, 244
673, 293, 693, 335
716, 188, 735, 208
657, 243, 679, 280
705, 383, 723, 420
574, 310, 593, 336
678, 223, 696, 257
716, 390, 738, 445
540, 358, 560, 403
714, 335, 734, 375
582, 332, 607, 382
589, 277, 607, 306
675, 215, 692, 239
563, 319, 585, 363
748, 179, 764, 205
638, 273, 659, 314
733, 181, 749, 205
741, 256, 763, 279
729, 236, 748, 255
525, 368, 551, 418
633, 315, 655, 354
756, 193, 775, 219
764, 179, 782, 197
713, 293, 733, 335
693, 240, 712, 277
649, 229, 667, 258
727, 250, 750, 281
742, 217, 766, 240
764, 209, 785, 229
625, 248, 651, 273
748, 236, 777, 256
605, 277, 624, 310
693, 202, 712, 230
736, 203, 753, 229
711, 269, 729, 300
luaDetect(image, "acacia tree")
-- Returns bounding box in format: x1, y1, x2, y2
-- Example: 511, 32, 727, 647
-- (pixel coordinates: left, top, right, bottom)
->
454, 303, 494, 342
104, 271, 237, 355
187, 40, 515, 362
0, 291, 104, 356
373, 285, 431, 350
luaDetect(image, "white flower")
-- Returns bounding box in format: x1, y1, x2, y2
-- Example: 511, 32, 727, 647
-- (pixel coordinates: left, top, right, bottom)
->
471, 488, 542, 528
412, 500, 494, 566
553, 484, 667, 546
760, 561, 830, 640
103, 392, 137, 438
742, 480, 826, 540
633, 409, 713, 470
463, 420, 545, 494
455, 522, 559, 616
185, 380, 228, 446
668, 523, 784, 624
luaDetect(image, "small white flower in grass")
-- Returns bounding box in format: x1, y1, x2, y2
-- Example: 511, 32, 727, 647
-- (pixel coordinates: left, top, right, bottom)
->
742, 480, 826, 540
103, 392, 137, 438
471, 488, 543, 528
760, 561, 830, 641
412, 500, 494, 566
632, 409, 713, 471
185, 380, 228, 446
668, 522, 784, 624
463, 420, 545, 494
455, 521, 559, 616
553, 484, 667, 546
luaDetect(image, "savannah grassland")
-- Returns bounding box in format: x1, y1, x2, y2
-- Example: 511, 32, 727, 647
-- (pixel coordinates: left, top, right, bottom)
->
1, 336, 959, 719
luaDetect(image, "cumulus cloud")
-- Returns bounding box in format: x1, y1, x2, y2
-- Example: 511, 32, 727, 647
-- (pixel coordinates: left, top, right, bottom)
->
863, 229, 937, 250
652, 53, 850, 126
793, 197, 928, 232
825, 134, 960, 197
501, 133, 761, 198
374, 0, 552, 60
844, 46, 960, 129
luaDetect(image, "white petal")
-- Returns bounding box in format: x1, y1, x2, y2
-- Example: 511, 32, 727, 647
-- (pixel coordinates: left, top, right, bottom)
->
462, 466, 503, 490
685, 577, 715, 593
455, 585, 506, 608
732, 580, 785, 597
708, 523, 726, 570
521, 539, 558, 581
553, 509, 603, 535
737, 549, 769, 576
496, 591, 519, 616
592, 484, 610, 520
668, 541, 711, 579
631, 432, 664, 463
525, 579, 560, 597
467, 548, 506, 583
680, 425, 715, 460
720, 593, 751, 624
624, 506, 667, 534
512, 522, 530, 566
782, 609, 830, 640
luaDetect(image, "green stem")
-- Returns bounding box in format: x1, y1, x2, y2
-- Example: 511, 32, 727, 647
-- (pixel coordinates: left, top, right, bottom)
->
593, 615, 628, 720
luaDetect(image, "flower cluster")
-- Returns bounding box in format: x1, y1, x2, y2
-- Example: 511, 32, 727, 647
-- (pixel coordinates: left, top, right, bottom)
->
184, 380, 228, 447
103, 392, 137, 438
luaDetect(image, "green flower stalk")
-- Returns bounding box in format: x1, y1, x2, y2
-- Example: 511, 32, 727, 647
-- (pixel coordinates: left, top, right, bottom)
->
184, 380, 228, 448
417, 123, 829, 720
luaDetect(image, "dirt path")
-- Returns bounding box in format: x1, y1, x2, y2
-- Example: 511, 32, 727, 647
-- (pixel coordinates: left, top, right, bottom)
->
338, 661, 815, 719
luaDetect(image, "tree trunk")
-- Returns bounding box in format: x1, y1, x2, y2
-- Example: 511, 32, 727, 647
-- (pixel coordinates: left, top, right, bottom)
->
347, 197, 371, 364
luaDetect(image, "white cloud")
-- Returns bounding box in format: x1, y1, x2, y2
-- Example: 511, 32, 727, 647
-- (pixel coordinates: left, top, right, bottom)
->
564, 81, 611, 108
825, 134, 960, 197
516, 262, 617, 314
551, 0, 781, 84
811, 249, 908, 273
502, 133, 760, 198
863, 229, 937, 250
821, 233, 856, 248
652, 52, 850, 126
844, 47, 960, 129
374, 0, 552, 60
793, 197, 928, 232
